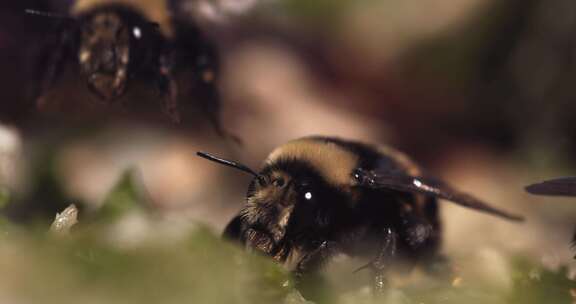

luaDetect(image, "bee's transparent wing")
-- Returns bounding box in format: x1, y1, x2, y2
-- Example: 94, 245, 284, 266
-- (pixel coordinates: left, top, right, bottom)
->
525, 177, 576, 197
353, 168, 524, 222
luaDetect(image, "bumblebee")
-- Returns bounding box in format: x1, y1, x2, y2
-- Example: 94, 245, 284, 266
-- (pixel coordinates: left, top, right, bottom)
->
526, 177, 576, 253
25, 0, 227, 135
526, 177, 576, 197
198, 136, 523, 293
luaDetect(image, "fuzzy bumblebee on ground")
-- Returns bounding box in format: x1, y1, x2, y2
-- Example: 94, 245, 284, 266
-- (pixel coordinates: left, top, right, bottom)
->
25, 0, 230, 138
198, 136, 524, 295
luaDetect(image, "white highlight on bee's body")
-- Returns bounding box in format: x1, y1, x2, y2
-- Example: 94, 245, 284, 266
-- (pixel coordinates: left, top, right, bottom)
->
304, 192, 312, 200
79, 50, 91, 63
413, 178, 437, 193
132, 27, 142, 39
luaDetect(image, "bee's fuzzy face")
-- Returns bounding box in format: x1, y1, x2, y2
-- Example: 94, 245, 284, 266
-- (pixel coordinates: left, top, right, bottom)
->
238, 160, 351, 259
79, 11, 131, 100
241, 171, 298, 244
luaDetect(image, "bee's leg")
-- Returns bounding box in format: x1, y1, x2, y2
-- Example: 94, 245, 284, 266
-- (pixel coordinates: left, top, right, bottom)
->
371, 228, 398, 294
199, 77, 242, 145
354, 228, 398, 295
197, 79, 233, 142
294, 241, 338, 279
158, 50, 180, 123
291, 241, 338, 302
192, 48, 242, 144
32, 30, 71, 110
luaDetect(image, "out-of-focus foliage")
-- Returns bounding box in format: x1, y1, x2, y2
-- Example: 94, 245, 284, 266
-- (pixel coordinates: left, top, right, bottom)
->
0, 187, 9, 209
96, 168, 149, 222
0, 172, 571, 304
0, 168, 293, 304
0, 229, 291, 304
1, 228, 574, 303
282, 0, 355, 25
508, 258, 576, 304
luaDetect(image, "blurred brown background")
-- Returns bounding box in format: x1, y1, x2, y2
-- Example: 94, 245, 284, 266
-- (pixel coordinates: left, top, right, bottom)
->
1, 0, 576, 272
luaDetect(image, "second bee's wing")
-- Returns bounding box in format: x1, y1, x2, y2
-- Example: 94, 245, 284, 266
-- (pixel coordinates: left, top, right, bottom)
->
525, 177, 576, 197
353, 168, 524, 222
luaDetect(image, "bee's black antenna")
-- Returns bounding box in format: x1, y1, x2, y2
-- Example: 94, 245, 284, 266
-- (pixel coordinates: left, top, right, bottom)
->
25, 9, 73, 20
197, 152, 265, 184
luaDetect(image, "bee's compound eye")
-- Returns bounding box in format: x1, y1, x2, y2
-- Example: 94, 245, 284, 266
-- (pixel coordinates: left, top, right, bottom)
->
273, 178, 285, 188
304, 192, 313, 201
133, 27, 142, 39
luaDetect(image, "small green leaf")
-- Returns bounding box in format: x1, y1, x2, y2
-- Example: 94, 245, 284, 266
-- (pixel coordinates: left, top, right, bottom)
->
96, 168, 148, 221
0, 186, 10, 209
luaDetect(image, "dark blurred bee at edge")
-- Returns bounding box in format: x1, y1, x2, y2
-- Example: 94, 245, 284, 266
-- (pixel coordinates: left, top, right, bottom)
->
526, 177, 576, 257
25, 0, 231, 138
